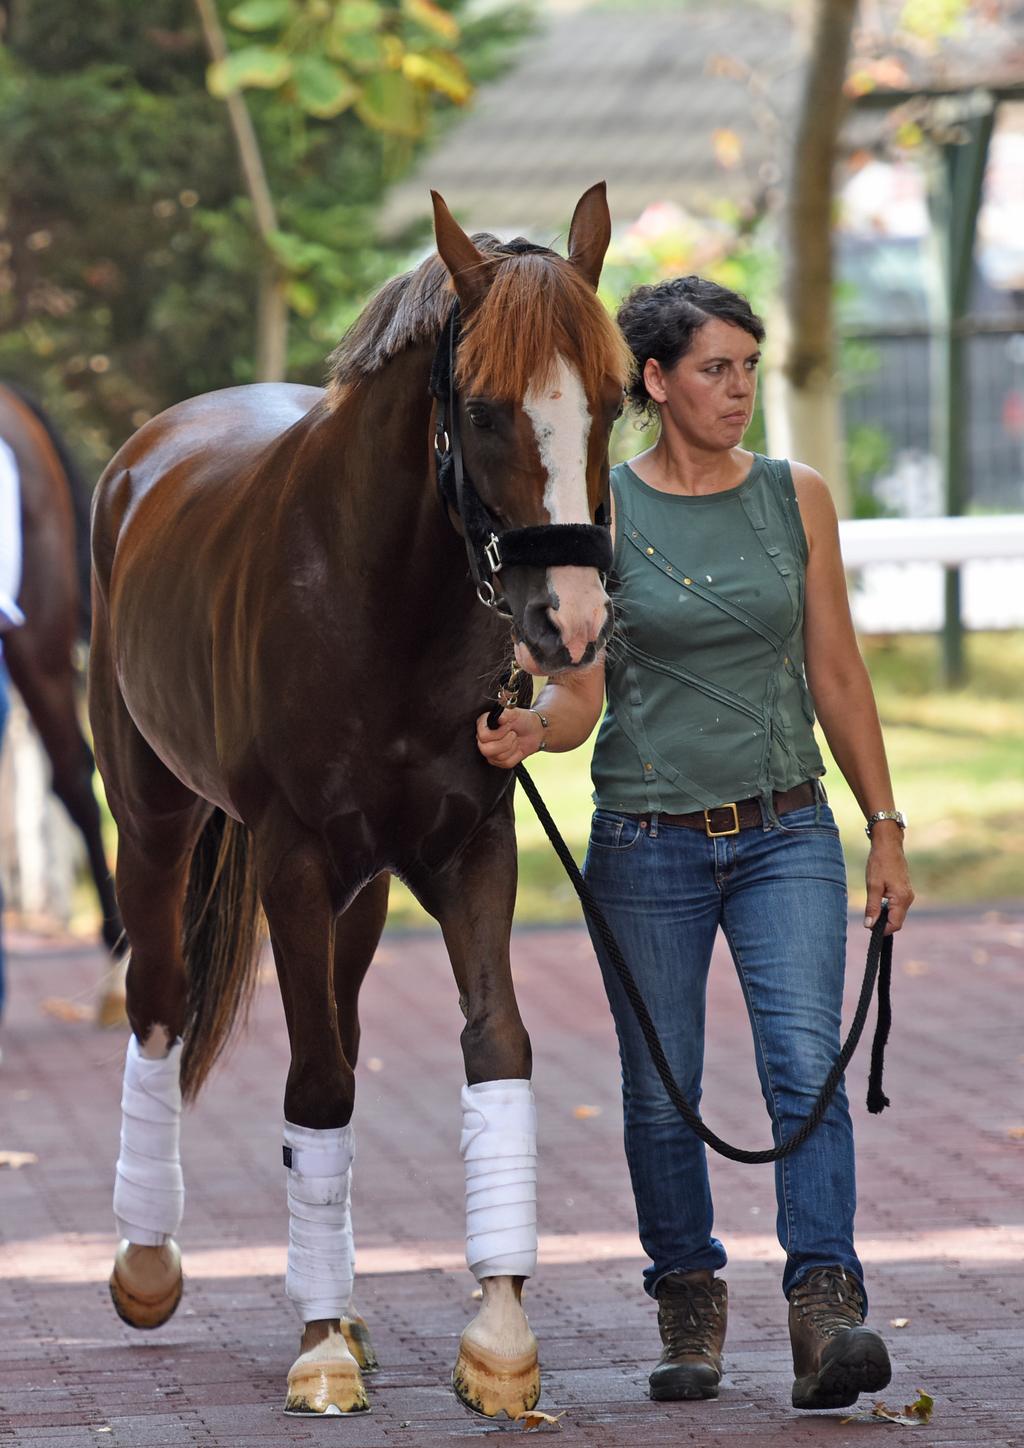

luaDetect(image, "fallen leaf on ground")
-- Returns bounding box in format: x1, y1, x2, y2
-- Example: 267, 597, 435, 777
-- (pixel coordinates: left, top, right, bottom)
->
849, 1390, 933, 1426
515, 1409, 565, 1431
572, 1105, 601, 1119
0, 1151, 38, 1169
41, 996, 92, 1022
889, 1317, 910, 1328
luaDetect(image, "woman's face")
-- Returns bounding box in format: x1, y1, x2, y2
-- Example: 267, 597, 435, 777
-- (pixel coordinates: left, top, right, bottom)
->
643, 317, 761, 451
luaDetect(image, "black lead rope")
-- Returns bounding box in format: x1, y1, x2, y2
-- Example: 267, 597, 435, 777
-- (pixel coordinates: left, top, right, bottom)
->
488, 700, 894, 1164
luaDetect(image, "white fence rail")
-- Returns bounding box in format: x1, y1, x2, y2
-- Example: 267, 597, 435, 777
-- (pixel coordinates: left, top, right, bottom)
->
839, 514, 1024, 633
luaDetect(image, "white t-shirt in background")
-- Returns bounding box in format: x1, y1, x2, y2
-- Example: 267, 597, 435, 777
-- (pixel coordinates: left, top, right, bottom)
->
0, 438, 25, 635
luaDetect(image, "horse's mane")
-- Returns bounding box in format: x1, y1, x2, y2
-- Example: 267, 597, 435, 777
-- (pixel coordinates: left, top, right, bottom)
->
327, 235, 631, 402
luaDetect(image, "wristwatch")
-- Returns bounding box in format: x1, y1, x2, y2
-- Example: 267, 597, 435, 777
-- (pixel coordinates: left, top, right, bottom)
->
864, 810, 906, 838
529, 707, 549, 752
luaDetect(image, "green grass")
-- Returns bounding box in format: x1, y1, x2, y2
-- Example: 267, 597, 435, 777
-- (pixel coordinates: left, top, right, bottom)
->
76, 633, 1023, 935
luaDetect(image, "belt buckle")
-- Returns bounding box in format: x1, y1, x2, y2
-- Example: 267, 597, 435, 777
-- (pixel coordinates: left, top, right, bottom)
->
704, 803, 740, 838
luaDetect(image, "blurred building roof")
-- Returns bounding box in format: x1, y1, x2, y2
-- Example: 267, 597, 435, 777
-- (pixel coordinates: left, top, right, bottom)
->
380, 0, 1024, 240
380, 2, 801, 237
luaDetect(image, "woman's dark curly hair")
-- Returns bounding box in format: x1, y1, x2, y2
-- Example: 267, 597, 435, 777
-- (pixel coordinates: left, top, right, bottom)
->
617, 276, 765, 424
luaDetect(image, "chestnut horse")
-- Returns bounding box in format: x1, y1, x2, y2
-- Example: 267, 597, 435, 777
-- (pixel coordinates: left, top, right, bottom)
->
0, 384, 125, 994
88, 186, 629, 1417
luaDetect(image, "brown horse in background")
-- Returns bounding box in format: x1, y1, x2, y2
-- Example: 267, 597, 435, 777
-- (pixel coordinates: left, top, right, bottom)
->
89, 185, 629, 1418
0, 384, 126, 1000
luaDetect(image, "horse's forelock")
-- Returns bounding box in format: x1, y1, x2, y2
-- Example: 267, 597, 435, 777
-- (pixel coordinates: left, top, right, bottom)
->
455, 254, 631, 404
327, 238, 630, 407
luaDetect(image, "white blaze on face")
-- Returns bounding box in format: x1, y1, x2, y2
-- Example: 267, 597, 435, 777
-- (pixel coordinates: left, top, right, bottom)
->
521, 355, 609, 666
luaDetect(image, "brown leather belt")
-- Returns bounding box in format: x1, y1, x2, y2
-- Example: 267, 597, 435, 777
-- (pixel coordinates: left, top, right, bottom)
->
640, 780, 818, 837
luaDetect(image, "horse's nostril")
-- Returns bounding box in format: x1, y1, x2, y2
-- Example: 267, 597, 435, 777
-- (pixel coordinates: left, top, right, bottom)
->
524, 599, 561, 645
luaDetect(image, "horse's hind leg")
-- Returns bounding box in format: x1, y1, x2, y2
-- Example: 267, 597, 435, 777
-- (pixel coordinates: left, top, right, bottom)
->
89, 625, 204, 1328
410, 801, 540, 1420
255, 813, 369, 1416
332, 873, 389, 1374
107, 810, 206, 1329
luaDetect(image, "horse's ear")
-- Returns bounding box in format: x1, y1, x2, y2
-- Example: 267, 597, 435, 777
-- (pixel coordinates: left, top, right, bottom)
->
567, 181, 612, 291
431, 191, 489, 312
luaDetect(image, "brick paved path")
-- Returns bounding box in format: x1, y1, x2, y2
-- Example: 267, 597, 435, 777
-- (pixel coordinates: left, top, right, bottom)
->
1, 908, 1022, 1446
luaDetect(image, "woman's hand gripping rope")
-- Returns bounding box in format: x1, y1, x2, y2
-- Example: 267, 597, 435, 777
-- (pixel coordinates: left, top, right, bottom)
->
865, 826, 914, 937
476, 707, 546, 770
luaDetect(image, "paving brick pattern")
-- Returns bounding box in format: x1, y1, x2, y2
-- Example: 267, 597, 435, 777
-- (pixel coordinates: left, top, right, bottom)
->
0, 907, 1022, 1446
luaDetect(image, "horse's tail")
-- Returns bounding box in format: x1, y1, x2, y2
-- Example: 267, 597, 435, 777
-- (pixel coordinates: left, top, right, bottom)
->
179, 809, 264, 1102
1, 380, 94, 636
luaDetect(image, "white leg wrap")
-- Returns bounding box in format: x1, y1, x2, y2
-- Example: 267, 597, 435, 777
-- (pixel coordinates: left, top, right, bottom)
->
113, 1035, 184, 1247
460, 1079, 537, 1281
284, 1121, 355, 1324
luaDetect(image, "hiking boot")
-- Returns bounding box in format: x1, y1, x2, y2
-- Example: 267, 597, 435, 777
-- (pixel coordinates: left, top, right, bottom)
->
648, 1269, 727, 1401
789, 1266, 891, 1410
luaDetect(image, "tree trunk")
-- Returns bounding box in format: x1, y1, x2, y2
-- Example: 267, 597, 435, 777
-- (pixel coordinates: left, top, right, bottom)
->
256, 260, 288, 384
765, 0, 858, 514
193, 0, 288, 382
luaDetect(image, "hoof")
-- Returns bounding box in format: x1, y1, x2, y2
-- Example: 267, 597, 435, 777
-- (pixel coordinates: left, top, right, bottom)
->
341, 1313, 379, 1373
96, 989, 128, 1030
109, 1240, 183, 1330
285, 1335, 370, 1416
453, 1335, 541, 1419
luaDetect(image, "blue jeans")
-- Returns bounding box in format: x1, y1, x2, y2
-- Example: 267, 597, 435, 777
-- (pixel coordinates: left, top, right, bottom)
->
583, 800, 864, 1304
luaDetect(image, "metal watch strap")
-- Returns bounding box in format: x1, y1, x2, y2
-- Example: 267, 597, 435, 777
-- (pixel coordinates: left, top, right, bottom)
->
865, 810, 906, 837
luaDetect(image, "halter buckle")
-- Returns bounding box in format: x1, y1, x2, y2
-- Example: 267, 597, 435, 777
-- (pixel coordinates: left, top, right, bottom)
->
484, 532, 502, 575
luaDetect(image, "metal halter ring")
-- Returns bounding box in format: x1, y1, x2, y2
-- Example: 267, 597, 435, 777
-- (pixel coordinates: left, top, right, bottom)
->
476, 580, 498, 607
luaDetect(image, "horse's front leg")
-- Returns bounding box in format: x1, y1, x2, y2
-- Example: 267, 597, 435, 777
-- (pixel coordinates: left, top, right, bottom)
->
256, 818, 368, 1417
413, 797, 540, 1420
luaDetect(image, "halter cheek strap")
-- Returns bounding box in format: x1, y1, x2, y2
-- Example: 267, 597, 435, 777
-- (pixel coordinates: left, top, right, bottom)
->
429, 301, 612, 613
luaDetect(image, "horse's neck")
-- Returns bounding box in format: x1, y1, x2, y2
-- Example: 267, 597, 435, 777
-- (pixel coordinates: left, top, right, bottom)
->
318, 346, 434, 515
306, 344, 471, 598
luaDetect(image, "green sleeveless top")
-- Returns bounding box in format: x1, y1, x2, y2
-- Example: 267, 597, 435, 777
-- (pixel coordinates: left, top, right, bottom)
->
591, 455, 825, 816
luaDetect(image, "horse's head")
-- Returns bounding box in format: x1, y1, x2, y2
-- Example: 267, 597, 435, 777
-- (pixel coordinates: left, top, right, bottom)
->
431, 185, 630, 677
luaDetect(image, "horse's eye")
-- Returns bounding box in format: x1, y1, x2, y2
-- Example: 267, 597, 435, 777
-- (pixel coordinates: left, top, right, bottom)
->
466, 403, 493, 429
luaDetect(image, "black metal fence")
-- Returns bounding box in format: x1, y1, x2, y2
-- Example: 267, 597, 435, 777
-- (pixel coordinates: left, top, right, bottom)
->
842, 322, 1024, 512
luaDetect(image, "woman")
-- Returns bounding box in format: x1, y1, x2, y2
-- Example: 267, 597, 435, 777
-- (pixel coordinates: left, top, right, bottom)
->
476, 276, 914, 1411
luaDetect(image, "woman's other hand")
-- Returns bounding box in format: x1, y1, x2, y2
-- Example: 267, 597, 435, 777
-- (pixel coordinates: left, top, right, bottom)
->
865, 826, 914, 935
476, 707, 545, 769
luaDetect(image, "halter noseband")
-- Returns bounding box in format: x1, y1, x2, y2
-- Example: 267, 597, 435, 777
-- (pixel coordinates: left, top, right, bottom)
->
429, 279, 613, 614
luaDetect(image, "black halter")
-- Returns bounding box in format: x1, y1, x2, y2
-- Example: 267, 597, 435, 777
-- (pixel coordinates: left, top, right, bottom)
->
429, 290, 613, 615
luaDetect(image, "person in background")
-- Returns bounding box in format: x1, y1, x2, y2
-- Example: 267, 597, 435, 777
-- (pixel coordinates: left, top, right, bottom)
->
0, 433, 26, 1029
476, 276, 914, 1412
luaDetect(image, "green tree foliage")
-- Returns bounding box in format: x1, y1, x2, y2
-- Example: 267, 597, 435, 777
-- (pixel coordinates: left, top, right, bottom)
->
0, 0, 530, 470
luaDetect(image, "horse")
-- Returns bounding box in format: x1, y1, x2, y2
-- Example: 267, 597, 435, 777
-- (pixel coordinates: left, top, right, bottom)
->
88, 183, 629, 1418
0, 383, 126, 1012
